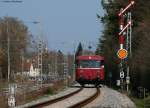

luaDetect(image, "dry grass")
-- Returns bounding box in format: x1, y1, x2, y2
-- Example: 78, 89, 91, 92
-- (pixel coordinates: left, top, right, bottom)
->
0, 80, 66, 107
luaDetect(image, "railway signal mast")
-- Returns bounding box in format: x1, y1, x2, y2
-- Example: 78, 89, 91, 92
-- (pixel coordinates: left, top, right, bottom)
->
117, 0, 135, 92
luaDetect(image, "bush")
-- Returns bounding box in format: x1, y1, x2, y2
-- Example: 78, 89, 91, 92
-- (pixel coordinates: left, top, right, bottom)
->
46, 87, 54, 95
145, 96, 150, 108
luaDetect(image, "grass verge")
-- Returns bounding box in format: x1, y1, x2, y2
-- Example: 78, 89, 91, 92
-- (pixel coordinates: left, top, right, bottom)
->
131, 97, 144, 108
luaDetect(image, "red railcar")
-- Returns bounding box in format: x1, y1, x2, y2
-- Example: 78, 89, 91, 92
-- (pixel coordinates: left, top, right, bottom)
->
75, 55, 104, 86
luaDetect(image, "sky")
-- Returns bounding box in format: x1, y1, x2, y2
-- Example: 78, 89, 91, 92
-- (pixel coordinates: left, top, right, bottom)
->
0, 0, 104, 54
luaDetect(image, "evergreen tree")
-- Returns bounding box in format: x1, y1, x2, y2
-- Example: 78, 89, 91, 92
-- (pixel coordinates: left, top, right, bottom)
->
75, 42, 83, 57
96, 0, 150, 90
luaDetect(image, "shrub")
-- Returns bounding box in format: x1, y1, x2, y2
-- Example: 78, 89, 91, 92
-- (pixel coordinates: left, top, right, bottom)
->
46, 87, 54, 95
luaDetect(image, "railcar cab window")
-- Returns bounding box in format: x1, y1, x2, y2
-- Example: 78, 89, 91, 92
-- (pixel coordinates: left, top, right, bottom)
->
77, 60, 101, 68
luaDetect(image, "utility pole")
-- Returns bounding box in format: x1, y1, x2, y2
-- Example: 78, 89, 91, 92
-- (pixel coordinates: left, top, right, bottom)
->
21, 50, 24, 77
73, 42, 76, 83
38, 40, 43, 87
63, 55, 68, 87
35, 19, 45, 87
126, 12, 132, 93
144, 88, 146, 108
48, 64, 51, 80
55, 52, 58, 80
129, 12, 132, 57
6, 18, 16, 108
7, 18, 11, 82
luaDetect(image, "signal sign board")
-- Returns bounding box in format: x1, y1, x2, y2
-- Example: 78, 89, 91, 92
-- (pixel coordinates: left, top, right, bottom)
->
120, 71, 124, 78
117, 49, 128, 59
126, 76, 130, 84
8, 96, 15, 107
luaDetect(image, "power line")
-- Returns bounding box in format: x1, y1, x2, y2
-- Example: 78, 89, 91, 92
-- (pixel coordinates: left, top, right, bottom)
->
1, 0, 23, 3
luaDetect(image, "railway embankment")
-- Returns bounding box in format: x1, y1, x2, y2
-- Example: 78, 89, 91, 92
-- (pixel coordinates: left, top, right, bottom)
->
15, 87, 80, 108
84, 86, 136, 108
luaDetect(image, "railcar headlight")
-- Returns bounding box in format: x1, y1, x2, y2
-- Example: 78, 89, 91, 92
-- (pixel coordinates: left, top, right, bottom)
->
101, 65, 104, 68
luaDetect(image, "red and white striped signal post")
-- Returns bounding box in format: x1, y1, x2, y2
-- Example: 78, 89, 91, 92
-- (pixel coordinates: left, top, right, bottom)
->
117, 0, 135, 92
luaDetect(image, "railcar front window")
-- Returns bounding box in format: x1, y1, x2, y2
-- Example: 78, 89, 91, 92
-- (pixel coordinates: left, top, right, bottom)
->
77, 60, 101, 68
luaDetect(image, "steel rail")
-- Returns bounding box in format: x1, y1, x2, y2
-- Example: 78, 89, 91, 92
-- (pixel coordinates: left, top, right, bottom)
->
29, 87, 83, 108
69, 88, 100, 108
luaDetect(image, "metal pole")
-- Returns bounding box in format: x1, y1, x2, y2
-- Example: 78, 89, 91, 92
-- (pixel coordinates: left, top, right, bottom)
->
126, 13, 129, 51
55, 52, 57, 80
121, 78, 123, 92
7, 19, 10, 82
37, 42, 39, 86
126, 12, 132, 93
126, 12, 130, 93
129, 12, 132, 57
48, 64, 50, 76
7, 18, 16, 108
73, 42, 76, 82
120, 60, 124, 91
40, 44, 43, 86
63, 55, 68, 87
126, 66, 129, 92
37, 40, 43, 87
21, 50, 24, 77
144, 88, 145, 108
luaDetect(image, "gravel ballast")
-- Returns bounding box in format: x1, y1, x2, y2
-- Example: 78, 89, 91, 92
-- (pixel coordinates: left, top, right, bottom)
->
84, 86, 136, 108
15, 87, 80, 108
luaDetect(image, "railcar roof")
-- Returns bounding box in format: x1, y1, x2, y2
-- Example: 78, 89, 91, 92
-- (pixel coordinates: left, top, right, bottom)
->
76, 55, 104, 60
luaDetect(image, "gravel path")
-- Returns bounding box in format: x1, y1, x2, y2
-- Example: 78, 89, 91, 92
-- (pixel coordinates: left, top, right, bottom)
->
43, 88, 96, 108
84, 86, 136, 108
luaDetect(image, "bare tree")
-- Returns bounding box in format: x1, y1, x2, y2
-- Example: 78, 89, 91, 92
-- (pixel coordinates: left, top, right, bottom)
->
0, 17, 30, 79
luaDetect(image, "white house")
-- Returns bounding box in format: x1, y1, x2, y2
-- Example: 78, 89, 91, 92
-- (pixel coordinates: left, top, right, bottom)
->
29, 64, 40, 77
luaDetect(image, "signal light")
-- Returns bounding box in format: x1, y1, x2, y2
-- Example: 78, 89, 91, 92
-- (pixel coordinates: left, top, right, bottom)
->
117, 49, 128, 59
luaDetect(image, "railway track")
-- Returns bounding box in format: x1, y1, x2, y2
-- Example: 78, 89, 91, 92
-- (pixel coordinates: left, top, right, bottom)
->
34, 87, 100, 108
69, 87, 100, 108
24, 85, 100, 108
29, 87, 83, 108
